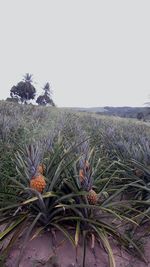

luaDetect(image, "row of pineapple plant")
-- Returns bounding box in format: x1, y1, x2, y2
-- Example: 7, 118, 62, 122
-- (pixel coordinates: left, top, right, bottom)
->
0, 133, 148, 267
0, 102, 150, 265
1, 100, 150, 205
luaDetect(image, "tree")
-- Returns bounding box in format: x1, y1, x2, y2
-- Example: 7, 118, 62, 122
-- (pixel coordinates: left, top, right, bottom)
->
36, 82, 55, 106
10, 73, 36, 104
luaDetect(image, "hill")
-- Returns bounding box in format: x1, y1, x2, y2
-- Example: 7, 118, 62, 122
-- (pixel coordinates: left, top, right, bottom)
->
72, 106, 150, 120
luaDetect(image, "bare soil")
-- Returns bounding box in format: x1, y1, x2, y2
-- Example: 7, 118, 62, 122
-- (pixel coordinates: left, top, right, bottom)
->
3, 229, 150, 267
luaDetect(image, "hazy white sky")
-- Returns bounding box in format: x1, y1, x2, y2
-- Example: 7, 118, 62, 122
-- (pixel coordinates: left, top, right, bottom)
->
0, 0, 150, 107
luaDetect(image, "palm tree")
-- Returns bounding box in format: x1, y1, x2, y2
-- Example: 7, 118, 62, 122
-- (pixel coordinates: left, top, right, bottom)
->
36, 82, 55, 106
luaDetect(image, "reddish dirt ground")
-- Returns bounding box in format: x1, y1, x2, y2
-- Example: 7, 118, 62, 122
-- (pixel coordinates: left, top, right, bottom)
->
3, 230, 150, 267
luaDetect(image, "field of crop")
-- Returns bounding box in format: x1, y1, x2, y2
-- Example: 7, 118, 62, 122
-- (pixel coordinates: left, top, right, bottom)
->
0, 100, 150, 267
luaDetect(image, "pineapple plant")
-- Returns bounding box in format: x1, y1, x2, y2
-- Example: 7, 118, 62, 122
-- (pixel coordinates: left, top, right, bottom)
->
17, 144, 47, 193
79, 159, 98, 205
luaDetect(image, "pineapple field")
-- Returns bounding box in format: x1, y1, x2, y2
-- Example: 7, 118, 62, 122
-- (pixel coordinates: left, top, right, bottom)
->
0, 100, 150, 267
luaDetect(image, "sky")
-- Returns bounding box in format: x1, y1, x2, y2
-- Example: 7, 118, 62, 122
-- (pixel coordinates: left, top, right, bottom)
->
0, 0, 150, 107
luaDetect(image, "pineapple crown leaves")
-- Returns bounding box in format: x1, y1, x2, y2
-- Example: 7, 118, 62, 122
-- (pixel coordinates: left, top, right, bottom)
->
25, 144, 41, 176
79, 158, 93, 191
15, 143, 45, 182
78, 146, 99, 192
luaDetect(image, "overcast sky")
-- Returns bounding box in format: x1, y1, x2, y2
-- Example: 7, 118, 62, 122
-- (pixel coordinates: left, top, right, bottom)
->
0, 0, 150, 107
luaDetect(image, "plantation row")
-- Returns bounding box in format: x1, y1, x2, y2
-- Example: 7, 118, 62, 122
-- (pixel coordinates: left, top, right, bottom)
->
0, 101, 150, 266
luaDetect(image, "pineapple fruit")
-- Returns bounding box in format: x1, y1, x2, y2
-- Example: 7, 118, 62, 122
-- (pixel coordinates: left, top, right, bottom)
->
30, 163, 46, 193
87, 189, 98, 205
25, 144, 46, 193
30, 174, 46, 193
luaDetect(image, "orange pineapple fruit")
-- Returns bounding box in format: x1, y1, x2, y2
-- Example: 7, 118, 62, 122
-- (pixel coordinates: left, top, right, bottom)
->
87, 189, 98, 205
30, 174, 46, 193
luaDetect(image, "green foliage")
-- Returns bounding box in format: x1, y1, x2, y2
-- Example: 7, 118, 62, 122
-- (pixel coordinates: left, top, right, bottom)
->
36, 82, 55, 106
10, 73, 36, 104
0, 101, 150, 266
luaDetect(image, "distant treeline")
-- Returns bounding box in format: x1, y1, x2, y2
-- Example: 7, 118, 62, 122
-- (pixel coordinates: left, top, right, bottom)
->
77, 106, 150, 120
99, 106, 150, 120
